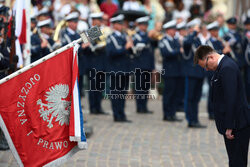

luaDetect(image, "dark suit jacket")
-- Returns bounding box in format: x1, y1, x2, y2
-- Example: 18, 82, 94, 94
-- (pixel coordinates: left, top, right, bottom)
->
211, 55, 250, 135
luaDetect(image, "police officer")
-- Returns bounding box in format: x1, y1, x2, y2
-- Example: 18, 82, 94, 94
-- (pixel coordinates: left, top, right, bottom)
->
31, 18, 56, 63
60, 12, 81, 46
159, 20, 182, 121
183, 18, 206, 128
132, 16, 154, 114
60, 12, 85, 97
0, 28, 10, 151
83, 12, 107, 115
0, 5, 11, 150
36, 7, 51, 21
206, 21, 225, 120
243, 17, 250, 103
175, 21, 187, 111
106, 14, 133, 122
31, 15, 37, 34
223, 17, 243, 68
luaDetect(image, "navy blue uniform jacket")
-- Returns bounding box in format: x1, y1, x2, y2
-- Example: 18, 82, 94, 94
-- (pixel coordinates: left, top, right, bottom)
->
106, 31, 131, 73
183, 31, 205, 78
132, 31, 155, 71
211, 55, 250, 134
159, 34, 181, 77
31, 34, 55, 63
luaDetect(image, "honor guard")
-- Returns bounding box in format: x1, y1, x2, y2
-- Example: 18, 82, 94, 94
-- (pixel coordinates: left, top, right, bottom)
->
0, 41, 10, 79
31, 19, 56, 63
159, 20, 182, 122
223, 17, 243, 68
106, 14, 133, 122
132, 16, 154, 114
83, 12, 107, 115
175, 21, 187, 111
243, 18, 250, 103
206, 21, 225, 120
60, 12, 86, 96
0, 26, 10, 151
183, 18, 206, 128
0, 5, 10, 150
60, 12, 81, 46
36, 7, 51, 21
31, 15, 37, 34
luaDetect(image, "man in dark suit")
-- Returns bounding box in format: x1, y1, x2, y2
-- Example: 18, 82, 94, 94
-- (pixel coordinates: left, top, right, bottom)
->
206, 21, 227, 120
194, 45, 250, 167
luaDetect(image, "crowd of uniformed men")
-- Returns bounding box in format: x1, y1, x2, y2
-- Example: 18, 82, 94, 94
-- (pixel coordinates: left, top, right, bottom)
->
0, 1, 250, 149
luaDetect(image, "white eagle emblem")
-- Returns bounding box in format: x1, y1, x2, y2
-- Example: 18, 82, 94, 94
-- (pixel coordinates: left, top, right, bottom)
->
37, 84, 71, 128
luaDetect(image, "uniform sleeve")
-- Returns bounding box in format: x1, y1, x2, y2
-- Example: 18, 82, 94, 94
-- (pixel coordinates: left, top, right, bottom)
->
82, 46, 92, 56
31, 35, 42, 56
183, 31, 197, 50
242, 37, 249, 66
159, 39, 181, 59
0, 48, 9, 70
220, 66, 238, 129
106, 36, 128, 58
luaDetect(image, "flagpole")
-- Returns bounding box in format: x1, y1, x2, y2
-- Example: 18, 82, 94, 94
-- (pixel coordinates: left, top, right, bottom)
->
0, 33, 89, 85
23, 0, 31, 67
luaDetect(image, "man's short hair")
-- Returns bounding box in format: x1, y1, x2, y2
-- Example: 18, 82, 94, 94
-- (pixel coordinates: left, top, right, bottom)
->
194, 45, 215, 64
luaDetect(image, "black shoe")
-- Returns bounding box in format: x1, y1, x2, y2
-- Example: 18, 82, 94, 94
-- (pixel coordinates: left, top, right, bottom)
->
163, 116, 173, 121
114, 118, 132, 123
137, 110, 145, 114
114, 117, 122, 122
0, 144, 9, 151
209, 114, 215, 120
137, 109, 153, 114
121, 119, 132, 123
144, 109, 153, 114
163, 115, 182, 122
96, 109, 109, 115
90, 109, 99, 114
188, 122, 207, 128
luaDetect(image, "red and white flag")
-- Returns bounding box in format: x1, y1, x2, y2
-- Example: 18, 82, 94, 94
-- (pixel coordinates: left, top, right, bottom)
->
0, 44, 87, 167
13, 0, 27, 67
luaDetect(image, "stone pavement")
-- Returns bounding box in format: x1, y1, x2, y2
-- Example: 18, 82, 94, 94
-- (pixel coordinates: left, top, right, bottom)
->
0, 98, 249, 167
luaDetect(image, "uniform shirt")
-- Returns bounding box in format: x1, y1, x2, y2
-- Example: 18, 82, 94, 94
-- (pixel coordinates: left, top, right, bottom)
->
60, 27, 86, 75
31, 33, 55, 63
206, 36, 224, 54
242, 33, 250, 66
183, 31, 205, 78
132, 30, 155, 71
60, 28, 80, 46
159, 34, 181, 77
83, 29, 107, 72
106, 31, 131, 72
0, 43, 10, 79
223, 29, 243, 67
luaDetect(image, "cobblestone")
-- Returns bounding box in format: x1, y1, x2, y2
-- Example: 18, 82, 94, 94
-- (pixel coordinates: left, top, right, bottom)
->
1, 98, 250, 167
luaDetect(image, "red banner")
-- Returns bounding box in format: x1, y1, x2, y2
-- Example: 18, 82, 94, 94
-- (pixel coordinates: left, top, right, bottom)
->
0, 47, 81, 166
